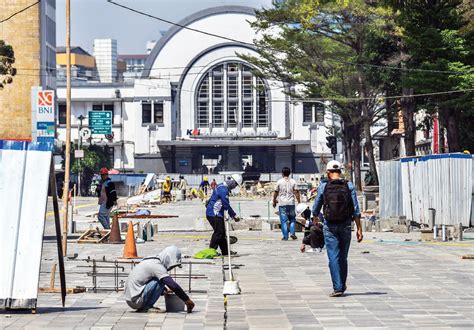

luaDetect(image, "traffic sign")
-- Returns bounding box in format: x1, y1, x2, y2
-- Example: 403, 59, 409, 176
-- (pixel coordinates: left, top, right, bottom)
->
79, 127, 91, 140
89, 111, 112, 135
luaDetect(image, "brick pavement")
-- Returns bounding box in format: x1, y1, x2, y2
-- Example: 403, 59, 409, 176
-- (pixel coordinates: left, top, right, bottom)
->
1, 208, 473, 329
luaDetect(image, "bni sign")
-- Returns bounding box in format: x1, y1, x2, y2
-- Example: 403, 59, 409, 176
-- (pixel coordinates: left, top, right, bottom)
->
34, 89, 55, 143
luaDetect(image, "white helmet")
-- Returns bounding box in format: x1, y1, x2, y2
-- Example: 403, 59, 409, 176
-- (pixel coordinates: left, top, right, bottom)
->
296, 203, 309, 216
327, 160, 342, 171
230, 173, 243, 186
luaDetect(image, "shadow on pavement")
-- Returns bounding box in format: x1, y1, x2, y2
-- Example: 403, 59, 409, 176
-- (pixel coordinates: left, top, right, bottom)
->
0, 306, 105, 315
344, 292, 387, 296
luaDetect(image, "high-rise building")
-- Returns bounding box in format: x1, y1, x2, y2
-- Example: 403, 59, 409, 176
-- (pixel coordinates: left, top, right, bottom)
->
0, 0, 56, 141
94, 39, 118, 83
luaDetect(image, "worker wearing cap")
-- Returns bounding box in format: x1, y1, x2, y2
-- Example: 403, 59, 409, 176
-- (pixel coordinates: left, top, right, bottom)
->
95, 168, 118, 229
205, 174, 242, 256
311, 160, 362, 297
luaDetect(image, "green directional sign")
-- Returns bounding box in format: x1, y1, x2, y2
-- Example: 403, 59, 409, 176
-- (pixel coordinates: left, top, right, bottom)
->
89, 111, 112, 135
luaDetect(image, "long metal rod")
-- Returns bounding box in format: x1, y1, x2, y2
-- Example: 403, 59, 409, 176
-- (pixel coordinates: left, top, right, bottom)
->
225, 220, 233, 280
61, 0, 72, 256
50, 158, 67, 307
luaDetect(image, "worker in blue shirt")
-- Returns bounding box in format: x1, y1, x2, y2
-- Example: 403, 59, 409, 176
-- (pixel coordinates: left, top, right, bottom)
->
312, 160, 363, 297
206, 174, 242, 255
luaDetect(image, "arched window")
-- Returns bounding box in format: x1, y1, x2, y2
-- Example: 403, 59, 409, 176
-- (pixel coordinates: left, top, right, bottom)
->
196, 62, 269, 130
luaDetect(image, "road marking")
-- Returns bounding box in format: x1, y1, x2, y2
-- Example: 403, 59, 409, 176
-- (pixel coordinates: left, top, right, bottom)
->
156, 235, 474, 247
46, 202, 97, 217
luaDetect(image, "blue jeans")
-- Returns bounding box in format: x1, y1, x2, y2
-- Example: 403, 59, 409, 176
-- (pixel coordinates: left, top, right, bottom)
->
98, 203, 111, 229
323, 221, 352, 292
139, 279, 165, 310
279, 205, 296, 239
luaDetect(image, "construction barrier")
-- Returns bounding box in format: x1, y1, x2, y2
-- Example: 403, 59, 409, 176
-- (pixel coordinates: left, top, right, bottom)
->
0, 141, 53, 309
379, 153, 473, 226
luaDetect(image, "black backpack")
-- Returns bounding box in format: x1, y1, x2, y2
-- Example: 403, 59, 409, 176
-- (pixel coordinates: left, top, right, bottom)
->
323, 180, 354, 223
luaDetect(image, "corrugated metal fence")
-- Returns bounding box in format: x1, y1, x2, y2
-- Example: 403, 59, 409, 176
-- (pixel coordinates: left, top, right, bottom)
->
380, 154, 473, 226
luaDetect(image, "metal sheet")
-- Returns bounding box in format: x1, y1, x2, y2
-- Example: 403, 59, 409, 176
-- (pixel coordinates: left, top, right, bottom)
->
0, 142, 27, 307
11, 148, 51, 302
381, 154, 473, 226
0, 141, 52, 309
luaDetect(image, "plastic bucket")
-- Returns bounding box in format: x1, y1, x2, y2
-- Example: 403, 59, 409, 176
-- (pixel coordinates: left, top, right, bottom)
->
164, 293, 185, 312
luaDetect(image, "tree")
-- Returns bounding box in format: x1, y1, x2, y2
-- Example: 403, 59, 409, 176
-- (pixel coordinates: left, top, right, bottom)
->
0, 40, 16, 89
67, 145, 112, 195
385, 0, 474, 152
241, 0, 397, 187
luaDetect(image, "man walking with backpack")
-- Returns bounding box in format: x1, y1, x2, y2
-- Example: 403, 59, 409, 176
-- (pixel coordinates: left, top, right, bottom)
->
312, 160, 362, 297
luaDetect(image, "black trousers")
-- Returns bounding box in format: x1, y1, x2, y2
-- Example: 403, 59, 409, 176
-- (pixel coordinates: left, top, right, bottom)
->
207, 216, 228, 255
302, 225, 325, 249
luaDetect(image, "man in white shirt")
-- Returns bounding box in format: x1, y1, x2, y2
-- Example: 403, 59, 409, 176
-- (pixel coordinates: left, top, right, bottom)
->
273, 167, 300, 240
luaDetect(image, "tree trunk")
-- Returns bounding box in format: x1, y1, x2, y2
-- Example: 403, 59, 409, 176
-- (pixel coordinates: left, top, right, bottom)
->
400, 88, 416, 156
352, 134, 362, 191
446, 110, 461, 152
363, 119, 379, 185
344, 132, 353, 182
357, 71, 379, 186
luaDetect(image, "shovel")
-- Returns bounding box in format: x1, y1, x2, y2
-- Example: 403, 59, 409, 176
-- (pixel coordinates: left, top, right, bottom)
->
222, 217, 241, 295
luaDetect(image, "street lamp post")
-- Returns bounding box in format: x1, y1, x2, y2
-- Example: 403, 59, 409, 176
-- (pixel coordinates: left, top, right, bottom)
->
77, 115, 85, 197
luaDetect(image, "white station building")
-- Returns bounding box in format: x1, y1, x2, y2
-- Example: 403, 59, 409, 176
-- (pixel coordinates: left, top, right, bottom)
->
57, 6, 340, 174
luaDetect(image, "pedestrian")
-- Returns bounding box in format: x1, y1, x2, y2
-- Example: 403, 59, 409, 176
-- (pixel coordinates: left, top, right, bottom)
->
199, 176, 210, 195
162, 177, 172, 203
273, 167, 300, 240
205, 174, 242, 255
210, 178, 217, 191
178, 175, 187, 200
311, 160, 362, 297
95, 167, 117, 229
124, 245, 195, 313
296, 203, 324, 253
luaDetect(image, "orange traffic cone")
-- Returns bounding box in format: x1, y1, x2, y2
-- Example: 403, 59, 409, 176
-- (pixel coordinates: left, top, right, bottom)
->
122, 221, 139, 258
108, 213, 122, 244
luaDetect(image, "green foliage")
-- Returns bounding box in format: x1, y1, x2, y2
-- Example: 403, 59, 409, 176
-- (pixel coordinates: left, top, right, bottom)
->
0, 40, 16, 89
71, 145, 111, 174
385, 0, 474, 151
241, 0, 400, 186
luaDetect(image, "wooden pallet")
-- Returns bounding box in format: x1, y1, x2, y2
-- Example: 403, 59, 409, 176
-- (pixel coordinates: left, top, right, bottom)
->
77, 228, 110, 243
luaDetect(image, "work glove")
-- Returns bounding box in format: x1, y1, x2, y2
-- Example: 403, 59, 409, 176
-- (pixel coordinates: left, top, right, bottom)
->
233, 216, 241, 222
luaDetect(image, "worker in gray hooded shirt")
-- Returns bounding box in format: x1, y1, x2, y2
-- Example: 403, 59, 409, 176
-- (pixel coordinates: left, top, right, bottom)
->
124, 245, 195, 313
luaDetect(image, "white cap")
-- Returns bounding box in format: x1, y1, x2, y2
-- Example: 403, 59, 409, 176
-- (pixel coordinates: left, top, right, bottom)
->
231, 173, 243, 186
327, 160, 342, 171
296, 203, 309, 216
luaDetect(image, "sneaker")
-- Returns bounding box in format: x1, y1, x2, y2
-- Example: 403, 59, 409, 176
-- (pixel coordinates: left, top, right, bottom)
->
290, 234, 298, 240
281, 237, 288, 241
342, 285, 347, 293
329, 291, 344, 297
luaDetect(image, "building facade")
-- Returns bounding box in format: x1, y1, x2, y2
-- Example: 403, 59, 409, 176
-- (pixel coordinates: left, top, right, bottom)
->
0, 0, 56, 140
57, 6, 338, 174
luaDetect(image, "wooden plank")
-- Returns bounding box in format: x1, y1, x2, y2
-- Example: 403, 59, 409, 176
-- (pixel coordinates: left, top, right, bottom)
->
49, 159, 67, 307
461, 254, 474, 260
39, 287, 86, 294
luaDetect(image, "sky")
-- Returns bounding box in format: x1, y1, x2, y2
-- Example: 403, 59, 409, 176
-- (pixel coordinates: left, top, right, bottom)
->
56, 0, 272, 54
